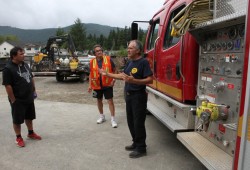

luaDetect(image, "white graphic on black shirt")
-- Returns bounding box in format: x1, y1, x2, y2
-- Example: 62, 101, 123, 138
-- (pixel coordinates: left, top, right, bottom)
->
17, 65, 31, 83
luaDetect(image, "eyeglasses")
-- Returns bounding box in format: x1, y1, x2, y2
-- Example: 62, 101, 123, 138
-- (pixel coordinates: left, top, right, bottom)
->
94, 49, 103, 53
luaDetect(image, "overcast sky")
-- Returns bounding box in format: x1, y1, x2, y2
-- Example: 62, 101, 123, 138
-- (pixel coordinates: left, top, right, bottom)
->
0, 0, 165, 30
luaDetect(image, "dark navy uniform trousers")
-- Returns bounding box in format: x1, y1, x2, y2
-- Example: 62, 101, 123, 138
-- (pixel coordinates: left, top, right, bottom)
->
125, 90, 147, 152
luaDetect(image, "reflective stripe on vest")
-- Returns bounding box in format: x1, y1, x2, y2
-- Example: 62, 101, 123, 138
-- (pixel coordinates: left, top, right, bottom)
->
90, 58, 100, 89
103, 56, 110, 84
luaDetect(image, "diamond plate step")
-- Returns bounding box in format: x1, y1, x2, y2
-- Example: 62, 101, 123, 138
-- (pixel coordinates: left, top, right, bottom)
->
177, 132, 233, 170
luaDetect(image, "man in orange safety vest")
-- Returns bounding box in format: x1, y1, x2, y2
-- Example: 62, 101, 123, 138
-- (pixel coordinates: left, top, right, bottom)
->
88, 44, 118, 128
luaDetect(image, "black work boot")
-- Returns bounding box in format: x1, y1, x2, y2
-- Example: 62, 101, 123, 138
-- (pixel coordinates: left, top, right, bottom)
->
129, 150, 147, 158
125, 144, 136, 151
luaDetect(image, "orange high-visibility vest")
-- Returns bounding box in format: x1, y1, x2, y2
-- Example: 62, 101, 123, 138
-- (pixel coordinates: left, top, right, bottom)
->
89, 56, 114, 90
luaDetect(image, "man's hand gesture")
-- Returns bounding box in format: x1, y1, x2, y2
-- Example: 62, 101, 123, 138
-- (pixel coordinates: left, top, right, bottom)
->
122, 72, 134, 83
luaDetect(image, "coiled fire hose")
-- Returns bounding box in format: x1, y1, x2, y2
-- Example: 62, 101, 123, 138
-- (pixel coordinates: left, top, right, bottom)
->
171, 0, 213, 37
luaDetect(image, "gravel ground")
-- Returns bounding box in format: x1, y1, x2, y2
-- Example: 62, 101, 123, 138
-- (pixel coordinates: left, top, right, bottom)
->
0, 74, 126, 109
0, 73, 207, 170
0, 56, 126, 107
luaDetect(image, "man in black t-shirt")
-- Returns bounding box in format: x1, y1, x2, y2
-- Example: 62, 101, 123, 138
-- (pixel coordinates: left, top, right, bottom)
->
2, 46, 42, 148
99, 40, 153, 158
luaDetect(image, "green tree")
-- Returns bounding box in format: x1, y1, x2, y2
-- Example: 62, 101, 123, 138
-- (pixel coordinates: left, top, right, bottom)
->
69, 18, 86, 51
0, 35, 4, 44
124, 26, 130, 47
138, 28, 146, 44
85, 34, 97, 50
117, 46, 127, 57
0, 35, 19, 44
56, 27, 65, 36
107, 30, 116, 50
97, 34, 105, 46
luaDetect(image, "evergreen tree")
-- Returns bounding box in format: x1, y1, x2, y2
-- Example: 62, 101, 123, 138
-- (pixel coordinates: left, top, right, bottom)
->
138, 28, 146, 43
97, 34, 105, 46
0, 35, 19, 43
106, 31, 113, 50
69, 18, 86, 51
108, 30, 116, 50
124, 26, 130, 47
56, 27, 65, 36
0, 35, 4, 44
86, 34, 97, 50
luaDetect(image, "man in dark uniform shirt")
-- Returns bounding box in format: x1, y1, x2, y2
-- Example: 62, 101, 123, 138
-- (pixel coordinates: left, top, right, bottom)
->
2, 46, 42, 148
100, 40, 153, 158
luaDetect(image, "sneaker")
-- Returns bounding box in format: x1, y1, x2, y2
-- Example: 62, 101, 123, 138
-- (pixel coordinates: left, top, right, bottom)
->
97, 116, 106, 124
16, 137, 25, 147
27, 132, 42, 140
111, 120, 118, 128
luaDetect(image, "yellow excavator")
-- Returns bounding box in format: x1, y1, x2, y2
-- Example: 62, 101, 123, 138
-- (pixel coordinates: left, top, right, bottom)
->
31, 34, 89, 82
32, 52, 49, 71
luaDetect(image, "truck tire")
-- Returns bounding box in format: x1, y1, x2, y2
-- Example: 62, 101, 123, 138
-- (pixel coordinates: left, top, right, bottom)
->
56, 73, 64, 82
79, 73, 86, 83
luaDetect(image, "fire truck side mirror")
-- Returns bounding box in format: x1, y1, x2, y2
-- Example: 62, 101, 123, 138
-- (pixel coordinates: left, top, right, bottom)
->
149, 19, 153, 25
131, 22, 138, 40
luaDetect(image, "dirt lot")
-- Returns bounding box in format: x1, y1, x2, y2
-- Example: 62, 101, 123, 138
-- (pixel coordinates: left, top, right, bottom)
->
0, 74, 126, 109
0, 56, 127, 107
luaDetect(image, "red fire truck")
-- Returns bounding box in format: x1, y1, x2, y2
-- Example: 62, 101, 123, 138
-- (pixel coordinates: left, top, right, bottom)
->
132, 0, 250, 169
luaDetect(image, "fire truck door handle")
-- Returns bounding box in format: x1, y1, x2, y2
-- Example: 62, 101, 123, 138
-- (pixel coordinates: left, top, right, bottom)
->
154, 61, 157, 73
176, 62, 181, 80
153, 37, 160, 77
179, 36, 185, 82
